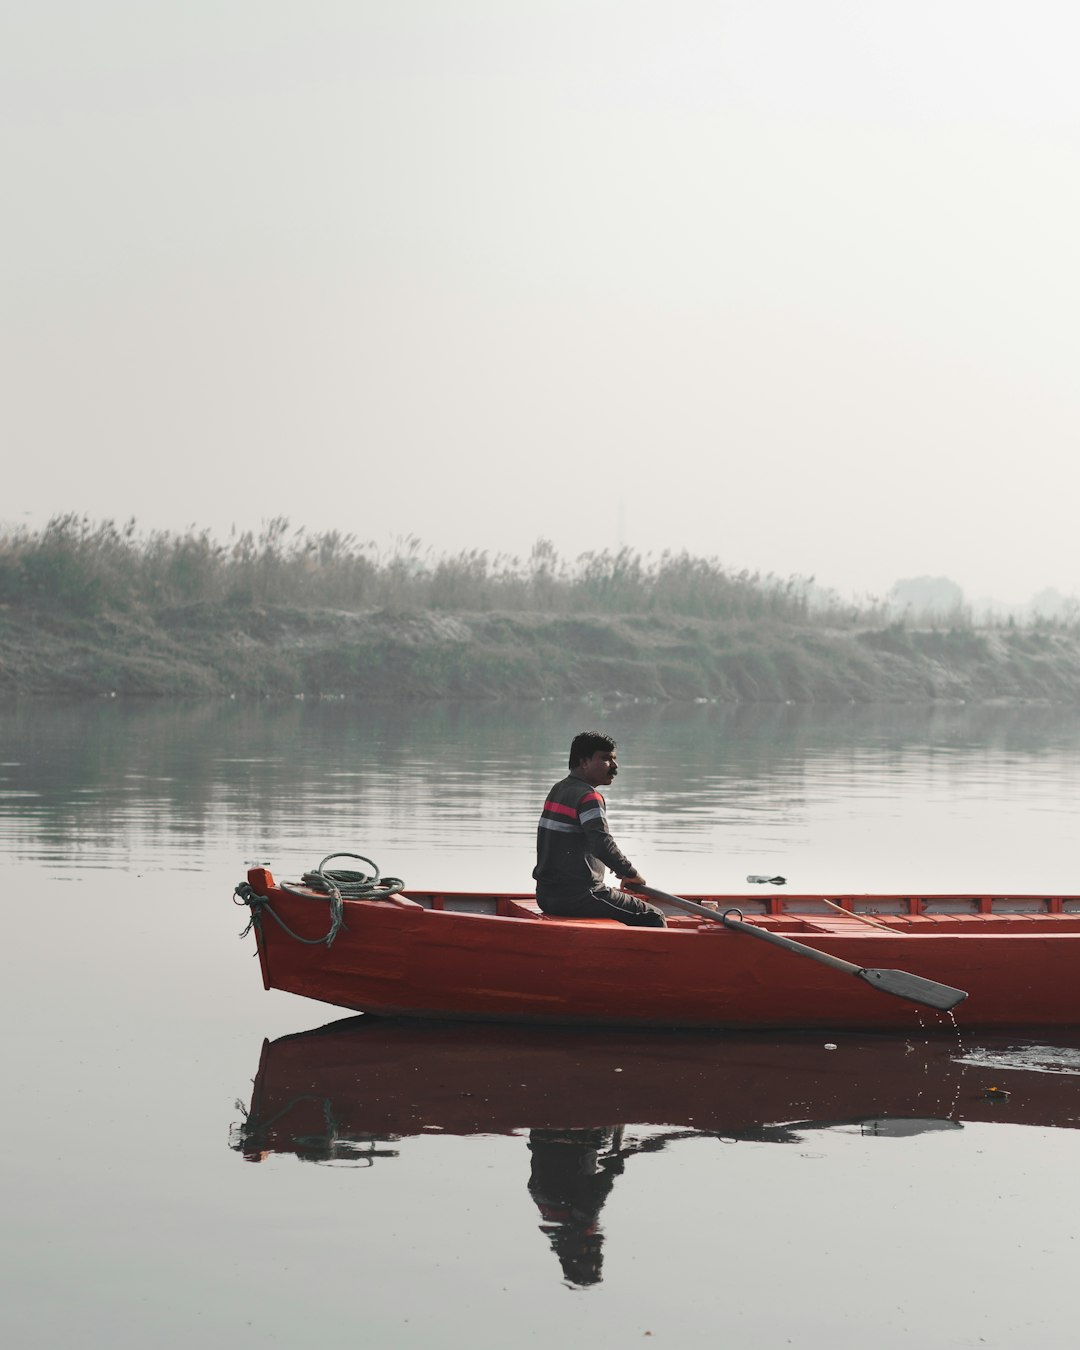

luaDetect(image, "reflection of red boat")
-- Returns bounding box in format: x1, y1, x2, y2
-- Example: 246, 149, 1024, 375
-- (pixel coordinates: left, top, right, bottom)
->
232, 1017, 1080, 1165
236, 865, 1080, 1029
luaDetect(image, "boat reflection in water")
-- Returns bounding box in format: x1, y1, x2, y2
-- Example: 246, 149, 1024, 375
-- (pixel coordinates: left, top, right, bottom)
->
231, 1018, 1080, 1287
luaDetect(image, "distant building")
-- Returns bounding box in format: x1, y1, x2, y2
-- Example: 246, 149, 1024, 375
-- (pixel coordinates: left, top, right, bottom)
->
887, 575, 965, 621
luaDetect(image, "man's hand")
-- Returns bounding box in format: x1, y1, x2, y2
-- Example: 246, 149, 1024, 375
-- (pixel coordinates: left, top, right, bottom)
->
622, 873, 647, 890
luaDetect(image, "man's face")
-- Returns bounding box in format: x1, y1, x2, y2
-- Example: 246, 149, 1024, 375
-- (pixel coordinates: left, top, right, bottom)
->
578, 748, 618, 786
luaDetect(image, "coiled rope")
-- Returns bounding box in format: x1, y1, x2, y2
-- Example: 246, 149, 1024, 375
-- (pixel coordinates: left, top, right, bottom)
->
234, 851, 405, 948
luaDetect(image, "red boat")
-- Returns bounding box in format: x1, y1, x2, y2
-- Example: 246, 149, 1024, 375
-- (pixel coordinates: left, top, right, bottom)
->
234, 860, 1080, 1030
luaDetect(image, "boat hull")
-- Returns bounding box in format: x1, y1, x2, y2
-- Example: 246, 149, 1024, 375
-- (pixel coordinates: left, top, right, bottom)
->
239, 870, 1080, 1030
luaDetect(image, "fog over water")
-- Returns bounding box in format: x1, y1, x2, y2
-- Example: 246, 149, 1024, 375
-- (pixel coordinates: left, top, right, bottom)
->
6, 2, 1080, 603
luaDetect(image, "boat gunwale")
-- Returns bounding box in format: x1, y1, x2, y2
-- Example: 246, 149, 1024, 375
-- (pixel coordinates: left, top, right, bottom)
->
256, 872, 1080, 936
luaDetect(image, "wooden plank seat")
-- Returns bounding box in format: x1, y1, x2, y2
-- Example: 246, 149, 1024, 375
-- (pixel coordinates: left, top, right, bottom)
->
540, 915, 624, 926
500, 896, 634, 926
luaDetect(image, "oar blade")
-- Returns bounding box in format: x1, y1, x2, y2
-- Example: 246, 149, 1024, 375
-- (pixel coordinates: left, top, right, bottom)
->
858, 967, 968, 1013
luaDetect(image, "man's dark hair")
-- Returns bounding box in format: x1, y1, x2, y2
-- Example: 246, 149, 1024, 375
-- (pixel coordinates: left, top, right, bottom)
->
569, 731, 616, 770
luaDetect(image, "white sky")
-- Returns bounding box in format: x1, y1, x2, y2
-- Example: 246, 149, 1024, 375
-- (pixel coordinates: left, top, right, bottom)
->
3, 1, 1079, 604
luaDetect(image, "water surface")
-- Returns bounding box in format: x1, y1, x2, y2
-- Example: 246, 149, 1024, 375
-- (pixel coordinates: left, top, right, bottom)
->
3, 699, 1080, 1348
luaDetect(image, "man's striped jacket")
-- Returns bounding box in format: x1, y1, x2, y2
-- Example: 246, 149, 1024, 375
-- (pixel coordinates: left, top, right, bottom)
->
532, 772, 637, 901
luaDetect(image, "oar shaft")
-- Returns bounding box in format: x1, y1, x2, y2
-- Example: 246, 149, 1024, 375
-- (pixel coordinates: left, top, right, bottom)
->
631, 884, 968, 1013
634, 885, 864, 976
820, 896, 903, 933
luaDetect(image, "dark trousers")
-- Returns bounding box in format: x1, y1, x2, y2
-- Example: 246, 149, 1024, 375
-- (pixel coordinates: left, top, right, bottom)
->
536, 885, 667, 928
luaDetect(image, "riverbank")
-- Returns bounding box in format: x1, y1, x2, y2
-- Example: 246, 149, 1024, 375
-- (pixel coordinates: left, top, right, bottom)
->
3, 602, 1080, 701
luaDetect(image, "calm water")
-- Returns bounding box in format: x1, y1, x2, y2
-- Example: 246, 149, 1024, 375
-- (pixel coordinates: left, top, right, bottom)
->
4, 698, 1080, 1348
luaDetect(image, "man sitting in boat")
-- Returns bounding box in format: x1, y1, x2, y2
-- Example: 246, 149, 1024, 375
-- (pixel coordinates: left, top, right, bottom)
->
533, 731, 666, 927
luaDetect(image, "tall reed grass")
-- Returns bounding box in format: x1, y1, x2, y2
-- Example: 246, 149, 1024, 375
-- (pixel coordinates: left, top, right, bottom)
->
0, 514, 1040, 631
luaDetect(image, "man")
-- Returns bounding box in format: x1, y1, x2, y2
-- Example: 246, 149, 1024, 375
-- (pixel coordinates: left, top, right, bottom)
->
533, 731, 667, 928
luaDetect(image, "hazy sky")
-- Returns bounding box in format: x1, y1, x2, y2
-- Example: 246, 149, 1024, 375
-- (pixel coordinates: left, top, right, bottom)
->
5, 1, 1079, 603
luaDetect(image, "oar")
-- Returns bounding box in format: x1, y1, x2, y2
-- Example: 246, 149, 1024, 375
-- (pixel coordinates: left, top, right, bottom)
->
629, 884, 968, 1014
819, 895, 904, 934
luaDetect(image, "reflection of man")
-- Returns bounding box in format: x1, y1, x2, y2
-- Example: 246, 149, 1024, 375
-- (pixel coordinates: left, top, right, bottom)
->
533, 731, 666, 927
527, 1128, 624, 1287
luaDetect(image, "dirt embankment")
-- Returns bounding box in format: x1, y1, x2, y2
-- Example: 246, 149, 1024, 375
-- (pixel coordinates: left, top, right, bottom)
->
2, 603, 1080, 701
